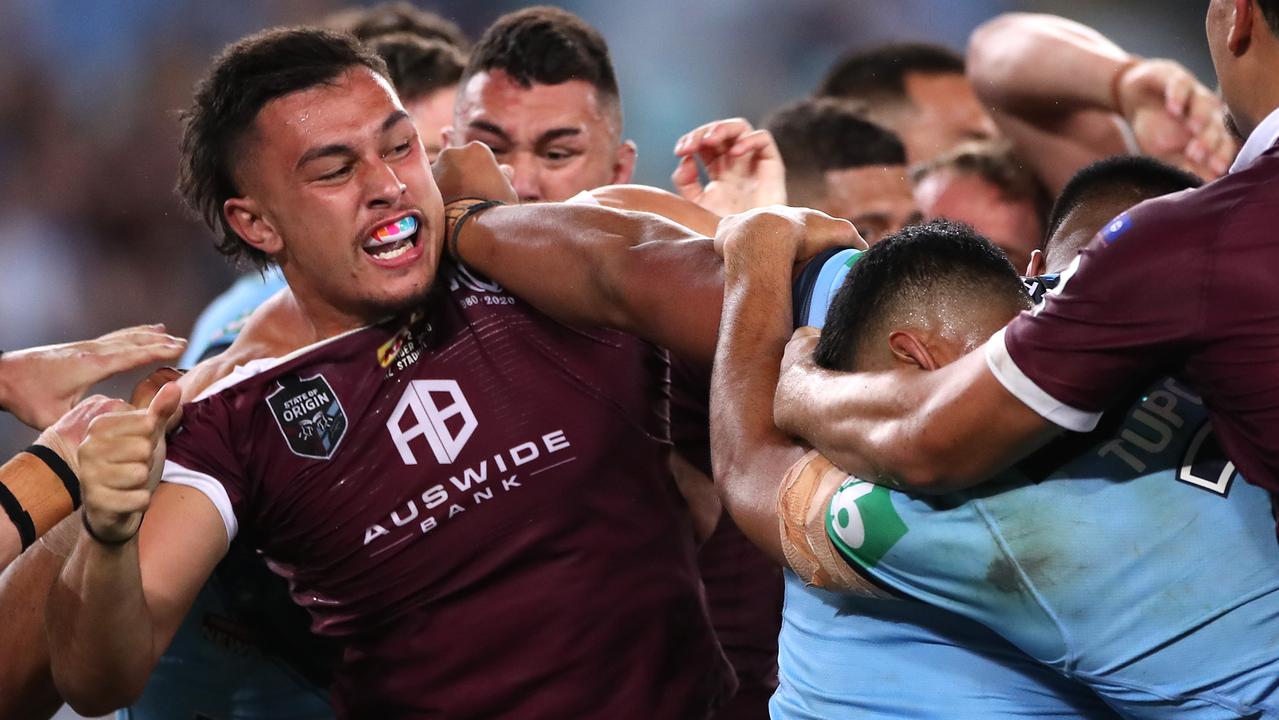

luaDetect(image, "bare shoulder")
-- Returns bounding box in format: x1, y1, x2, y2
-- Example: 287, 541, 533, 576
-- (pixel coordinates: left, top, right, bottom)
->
589, 184, 721, 235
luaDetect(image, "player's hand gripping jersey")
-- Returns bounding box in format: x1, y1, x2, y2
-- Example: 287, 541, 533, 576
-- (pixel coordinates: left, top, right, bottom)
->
772, 249, 1120, 720
163, 262, 734, 718
810, 264, 1279, 717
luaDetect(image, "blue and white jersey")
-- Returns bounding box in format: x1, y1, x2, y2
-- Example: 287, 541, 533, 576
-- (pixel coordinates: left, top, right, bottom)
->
772, 570, 1118, 719
179, 268, 287, 368
826, 376, 1279, 718
774, 250, 1117, 719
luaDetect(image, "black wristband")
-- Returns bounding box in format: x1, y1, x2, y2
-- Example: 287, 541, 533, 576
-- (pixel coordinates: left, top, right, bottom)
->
23, 444, 81, 509
447, 199, 505, 262
82, 510, 141, 546
0, 480, 35, 549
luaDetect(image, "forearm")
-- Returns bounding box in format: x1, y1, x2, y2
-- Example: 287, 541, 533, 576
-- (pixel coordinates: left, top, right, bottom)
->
0, 447, 81, 570
47, 535, 157, 713
710, 246, 807, 564
455, 203, 724, 363
0, 515, 82, 720
968, 13, 1129, 116
776, 350, 1054, 493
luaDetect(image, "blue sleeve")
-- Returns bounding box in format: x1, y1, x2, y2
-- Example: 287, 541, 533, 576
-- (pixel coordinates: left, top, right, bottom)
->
180, 269, 287, 368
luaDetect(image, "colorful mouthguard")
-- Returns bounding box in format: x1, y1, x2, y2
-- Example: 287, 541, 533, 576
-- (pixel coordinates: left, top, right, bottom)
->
373, 216, 418, 243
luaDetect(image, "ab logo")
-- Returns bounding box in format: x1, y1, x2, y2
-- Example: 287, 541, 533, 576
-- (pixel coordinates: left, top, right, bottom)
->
387, 380, 478, 465
827, 478, 908, 569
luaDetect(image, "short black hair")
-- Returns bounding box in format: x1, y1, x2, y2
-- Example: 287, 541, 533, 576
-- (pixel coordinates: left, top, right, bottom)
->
1045, 156, 1204, 241
326, 2, 468, 49
369, 33, 467, 101
816, 42, 965, 103
1260, 0, 1279, 36
765, 98, 906, 200
177, 28, 389, 269
814, 220, 1029, 372
463, 6, 619, 102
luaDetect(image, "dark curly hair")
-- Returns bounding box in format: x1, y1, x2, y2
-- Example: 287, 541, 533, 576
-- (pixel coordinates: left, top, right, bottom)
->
176, 27, 388, 269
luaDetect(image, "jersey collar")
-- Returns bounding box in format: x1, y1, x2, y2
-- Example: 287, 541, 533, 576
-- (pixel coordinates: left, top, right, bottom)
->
1230, 105, 1279, 173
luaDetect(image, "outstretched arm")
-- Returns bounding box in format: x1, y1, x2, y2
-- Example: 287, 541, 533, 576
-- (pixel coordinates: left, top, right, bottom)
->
968, 12, 1234, 193
453, 200, 724, 364
773, 333, 1055, 493
0, 325, 185, 430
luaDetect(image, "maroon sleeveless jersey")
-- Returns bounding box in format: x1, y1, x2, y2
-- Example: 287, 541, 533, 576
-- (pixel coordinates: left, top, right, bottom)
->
163, 263, 736, 719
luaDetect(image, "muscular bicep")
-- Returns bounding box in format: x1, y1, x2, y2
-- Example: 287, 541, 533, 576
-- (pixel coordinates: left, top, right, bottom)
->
137, 483, 228, 657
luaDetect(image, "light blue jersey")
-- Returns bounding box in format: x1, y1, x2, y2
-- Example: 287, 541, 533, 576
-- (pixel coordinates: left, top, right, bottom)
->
827, 380, 1279, 718
775, 249, 1117, 719
124, 269, 332, 720
773, 571, 1119, 719
179, 268, 286, 368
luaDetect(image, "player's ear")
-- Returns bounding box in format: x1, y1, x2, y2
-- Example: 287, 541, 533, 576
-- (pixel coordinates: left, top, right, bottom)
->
224, 196, 284, 258
888, 330, 940, 371
440, 125, 457, 151
612, 140, 638, 185
1228, 0, 1254, 55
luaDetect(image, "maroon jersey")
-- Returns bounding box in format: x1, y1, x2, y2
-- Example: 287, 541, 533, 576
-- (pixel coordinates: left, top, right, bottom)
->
987, 141, 1279, 493
670, 358, 780, 720
163, 263, 735, 719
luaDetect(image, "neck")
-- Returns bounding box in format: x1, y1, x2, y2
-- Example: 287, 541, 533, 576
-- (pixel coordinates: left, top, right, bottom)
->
287, 286, 376, 344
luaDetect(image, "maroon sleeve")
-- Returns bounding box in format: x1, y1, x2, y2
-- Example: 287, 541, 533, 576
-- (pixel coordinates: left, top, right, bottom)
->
162, 393, 252, 541
995, 196, 1208, 427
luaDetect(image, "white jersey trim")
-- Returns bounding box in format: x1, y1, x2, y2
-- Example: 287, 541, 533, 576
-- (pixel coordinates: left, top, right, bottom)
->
984, 328, 1102, 433
162, 460, 238, 545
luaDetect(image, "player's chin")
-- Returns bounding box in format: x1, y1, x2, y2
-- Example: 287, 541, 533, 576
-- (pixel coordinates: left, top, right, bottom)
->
364, 276, 436, 317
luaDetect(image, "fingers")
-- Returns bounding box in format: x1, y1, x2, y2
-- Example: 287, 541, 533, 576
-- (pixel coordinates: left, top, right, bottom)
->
728, 129, 781, 160
147, 382, 183, 436
671, 155, 705, 201
93, 337, 188, 377
674, 118, 754, 159
131, 367, 184, 407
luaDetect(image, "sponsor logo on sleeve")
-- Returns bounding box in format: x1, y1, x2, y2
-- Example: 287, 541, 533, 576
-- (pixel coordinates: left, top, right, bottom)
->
826, 478, 908, 568
1101, 212, 1133, 244
266, 374, 348, 460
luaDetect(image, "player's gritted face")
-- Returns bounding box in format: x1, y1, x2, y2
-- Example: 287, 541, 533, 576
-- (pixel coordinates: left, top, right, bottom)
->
815, 165, 921, 245
232, 68, 445, 328
896, 73, 1000, 164
451, 69, 635, 201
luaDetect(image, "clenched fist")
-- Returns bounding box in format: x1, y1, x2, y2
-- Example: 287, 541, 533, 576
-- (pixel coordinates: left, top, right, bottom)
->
77, 382, 183, 544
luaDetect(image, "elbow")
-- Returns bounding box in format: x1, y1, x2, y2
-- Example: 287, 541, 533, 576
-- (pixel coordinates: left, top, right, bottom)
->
863, 423, 978, 495
50, 648, 149, 716
966, 13, 1036, 103
58, 680, 146, 717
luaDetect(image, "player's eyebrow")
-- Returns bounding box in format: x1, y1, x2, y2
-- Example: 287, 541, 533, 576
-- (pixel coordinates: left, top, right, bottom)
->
296, 143, 356, 170
534, 127, 582, 147
467, 120, 513, 144
381, 109, 412, 133
296, 110, 414, 170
